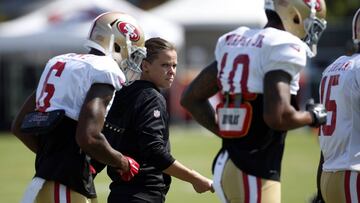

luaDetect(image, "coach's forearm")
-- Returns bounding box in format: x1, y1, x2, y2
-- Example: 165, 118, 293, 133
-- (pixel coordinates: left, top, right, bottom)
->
163, 160, 199, 183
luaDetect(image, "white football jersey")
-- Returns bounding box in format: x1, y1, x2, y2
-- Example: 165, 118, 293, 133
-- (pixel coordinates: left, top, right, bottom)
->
319, 53, 360, 171
36, 53, 125, 120
215, 26, 309, 95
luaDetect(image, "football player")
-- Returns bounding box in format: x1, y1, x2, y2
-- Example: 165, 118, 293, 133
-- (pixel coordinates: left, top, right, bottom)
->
11, 12, 145, 203
316, 7, 360, 203
181, 0, 327, 202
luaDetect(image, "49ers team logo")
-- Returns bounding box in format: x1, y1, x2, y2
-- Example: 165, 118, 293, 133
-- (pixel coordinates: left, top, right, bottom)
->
303, 0, 322, 11
117, 22, 140, 41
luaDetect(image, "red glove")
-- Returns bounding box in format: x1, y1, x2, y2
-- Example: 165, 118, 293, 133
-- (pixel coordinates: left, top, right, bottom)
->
89, 164, 96, 175
120, 156, 139, 181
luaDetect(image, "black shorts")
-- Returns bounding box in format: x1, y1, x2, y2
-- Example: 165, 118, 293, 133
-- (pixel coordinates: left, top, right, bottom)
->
108, 189, 166, 203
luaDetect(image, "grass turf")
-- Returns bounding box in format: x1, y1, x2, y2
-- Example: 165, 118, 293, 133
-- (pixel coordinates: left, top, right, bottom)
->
0, 126, 320, 203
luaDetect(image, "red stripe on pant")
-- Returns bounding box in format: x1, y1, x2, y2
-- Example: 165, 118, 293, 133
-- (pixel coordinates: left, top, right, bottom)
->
242, 172, 261, 203
66, 186, 71, 203
54, 182, 71, 203
256, 177, 261, 203
54, 182, 60, 203
243, 173, 250, 203
345, 171, 351, 203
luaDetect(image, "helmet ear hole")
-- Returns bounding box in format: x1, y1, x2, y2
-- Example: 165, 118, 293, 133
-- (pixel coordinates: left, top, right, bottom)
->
114, 43, 121, 53
293, 15, 300, 24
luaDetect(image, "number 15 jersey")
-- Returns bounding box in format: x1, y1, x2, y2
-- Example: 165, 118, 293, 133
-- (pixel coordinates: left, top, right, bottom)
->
319, 54, 360, 172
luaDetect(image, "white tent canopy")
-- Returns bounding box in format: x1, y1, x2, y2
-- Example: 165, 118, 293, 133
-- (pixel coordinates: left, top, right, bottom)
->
0, 0, 184, 53
150, 0, 267, 28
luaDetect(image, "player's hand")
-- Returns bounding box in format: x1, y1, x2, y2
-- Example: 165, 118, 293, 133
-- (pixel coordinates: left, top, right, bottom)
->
306, 98, 327, 127
89, 164, 96, 175
119, 156, 139, 181
191, 170, 214, 193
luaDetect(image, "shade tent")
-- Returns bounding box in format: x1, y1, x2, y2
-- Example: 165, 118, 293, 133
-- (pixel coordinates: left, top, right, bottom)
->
0, 0, 184, 53
150, 0, 267, 29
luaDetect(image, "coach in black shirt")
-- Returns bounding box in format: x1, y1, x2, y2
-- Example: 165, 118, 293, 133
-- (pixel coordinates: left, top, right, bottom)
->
96, 37, 213, 203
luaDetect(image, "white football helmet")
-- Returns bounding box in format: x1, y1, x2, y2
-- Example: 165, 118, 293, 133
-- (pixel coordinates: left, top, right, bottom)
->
266, 0, 327, 56
85, 12, 146, 85
352, 8, 360, 44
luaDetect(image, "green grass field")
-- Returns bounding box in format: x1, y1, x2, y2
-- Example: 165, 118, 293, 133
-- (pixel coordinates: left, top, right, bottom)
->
0, 125, 320, 203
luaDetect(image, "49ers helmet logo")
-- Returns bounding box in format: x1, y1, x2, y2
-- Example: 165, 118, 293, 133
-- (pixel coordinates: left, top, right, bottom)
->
117, 22, 140, 41
303, 0, 321, 11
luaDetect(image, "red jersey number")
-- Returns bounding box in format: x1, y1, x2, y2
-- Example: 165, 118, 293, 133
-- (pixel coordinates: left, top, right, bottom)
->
37, 62, 66, 112
219, 53, 256, 100
217, 53, 255, 138
319, 74, 339, 136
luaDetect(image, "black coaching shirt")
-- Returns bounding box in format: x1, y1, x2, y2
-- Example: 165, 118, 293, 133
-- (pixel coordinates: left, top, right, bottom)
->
103, 80, 175, 198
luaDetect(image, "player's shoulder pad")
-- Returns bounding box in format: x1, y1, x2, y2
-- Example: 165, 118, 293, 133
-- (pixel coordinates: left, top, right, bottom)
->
86, 55, 126, 90
217, 26, 251, 44
263, 28, 306, 49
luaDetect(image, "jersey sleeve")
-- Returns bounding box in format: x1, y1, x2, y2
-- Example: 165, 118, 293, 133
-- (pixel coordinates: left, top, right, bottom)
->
135, 91, 175, 170
265, 43, 307, 77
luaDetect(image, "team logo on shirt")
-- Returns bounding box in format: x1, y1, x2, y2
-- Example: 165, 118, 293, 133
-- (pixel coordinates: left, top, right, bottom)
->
153, 110, 161, 118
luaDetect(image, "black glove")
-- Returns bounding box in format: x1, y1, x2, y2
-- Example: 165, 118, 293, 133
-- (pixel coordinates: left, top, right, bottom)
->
306, 98, 327, 127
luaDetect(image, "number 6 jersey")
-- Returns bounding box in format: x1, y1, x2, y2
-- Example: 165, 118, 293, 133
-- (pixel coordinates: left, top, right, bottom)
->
33, 53, 125, 198
36, 53, 125, 120
213, 26, 310, 180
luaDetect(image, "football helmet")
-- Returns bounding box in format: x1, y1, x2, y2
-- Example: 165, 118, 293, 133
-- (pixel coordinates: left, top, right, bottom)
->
352, 8, 360, 44
85, 12, 146, 85
266, 0, 327, 56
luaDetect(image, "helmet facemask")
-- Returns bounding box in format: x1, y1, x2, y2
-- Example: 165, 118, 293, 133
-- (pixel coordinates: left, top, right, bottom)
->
271, 0, 326, 57
352, 8, 360, 45
303, 1, 327, 57
118, 35, 147, 86
111, 34, 147, 86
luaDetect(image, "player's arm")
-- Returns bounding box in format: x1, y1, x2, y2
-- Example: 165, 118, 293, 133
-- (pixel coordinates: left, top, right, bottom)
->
75, 83, 129, 171
180, 61, 219, 135
11, 91, 38, 153
263, 70, 314, 130
163, 160, 214, 193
